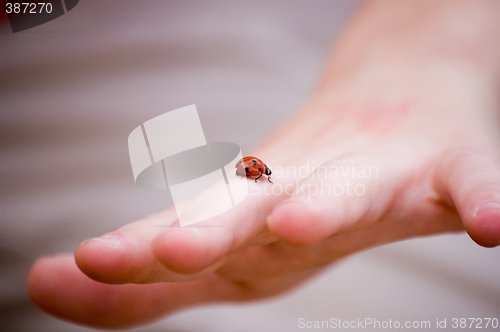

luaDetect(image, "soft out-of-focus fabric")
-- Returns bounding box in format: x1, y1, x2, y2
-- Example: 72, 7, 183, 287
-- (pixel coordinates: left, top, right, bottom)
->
1, 1, 499, 331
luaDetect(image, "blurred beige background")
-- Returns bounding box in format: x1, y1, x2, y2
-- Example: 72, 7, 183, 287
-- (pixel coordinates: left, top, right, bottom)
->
1, 1, 499, 331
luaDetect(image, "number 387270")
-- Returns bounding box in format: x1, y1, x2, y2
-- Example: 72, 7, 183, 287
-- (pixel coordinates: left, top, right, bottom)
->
5, 3, 53, 14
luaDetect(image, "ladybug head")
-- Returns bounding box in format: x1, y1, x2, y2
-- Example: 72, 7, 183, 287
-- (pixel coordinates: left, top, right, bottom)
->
264, 165, 272, 175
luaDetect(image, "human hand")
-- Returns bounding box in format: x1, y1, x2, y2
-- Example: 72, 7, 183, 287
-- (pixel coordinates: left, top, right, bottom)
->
27, 0, 500, 329
27, 72, 500, 329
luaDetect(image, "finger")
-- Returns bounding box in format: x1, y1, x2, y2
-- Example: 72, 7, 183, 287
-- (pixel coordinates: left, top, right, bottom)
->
73, 209, 205, 284
434, 149, 500, 247
75, 177, 289, 283
27, 254, 242, 329
151, 177, 289, 275
266, 156, 397, 246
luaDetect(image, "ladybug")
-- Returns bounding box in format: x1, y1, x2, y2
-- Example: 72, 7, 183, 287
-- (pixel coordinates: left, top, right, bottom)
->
235, 156, 272, 183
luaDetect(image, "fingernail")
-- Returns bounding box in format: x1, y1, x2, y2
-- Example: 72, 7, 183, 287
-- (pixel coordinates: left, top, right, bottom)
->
281, 196, 319, 212
268, 198, 313, 223
184, 226, 231, 243
81, 234, 122, 248
474, 201, 500, 217
291, 195, 316, 205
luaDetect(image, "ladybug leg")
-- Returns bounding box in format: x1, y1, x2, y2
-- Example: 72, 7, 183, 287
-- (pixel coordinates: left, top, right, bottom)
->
267, 175, 273, 184
255, 174, 262, 182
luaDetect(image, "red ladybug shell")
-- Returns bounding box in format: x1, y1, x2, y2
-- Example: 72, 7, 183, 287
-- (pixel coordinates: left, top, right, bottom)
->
235, 156, 272, 183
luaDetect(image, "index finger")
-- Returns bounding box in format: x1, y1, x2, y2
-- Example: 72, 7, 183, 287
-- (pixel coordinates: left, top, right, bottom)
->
75, 176, 290, 284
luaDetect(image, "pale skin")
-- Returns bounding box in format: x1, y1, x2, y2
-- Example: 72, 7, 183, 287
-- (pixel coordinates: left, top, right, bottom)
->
27, 0, 500, 329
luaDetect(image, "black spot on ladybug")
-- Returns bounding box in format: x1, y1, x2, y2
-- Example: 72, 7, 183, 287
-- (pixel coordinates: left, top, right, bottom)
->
258, 168, 262, 172
252, 159, 257, 165
245, 167, 249, 172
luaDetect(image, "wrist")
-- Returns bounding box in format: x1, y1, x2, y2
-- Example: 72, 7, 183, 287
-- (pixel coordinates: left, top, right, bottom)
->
311, 0, 500, 111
